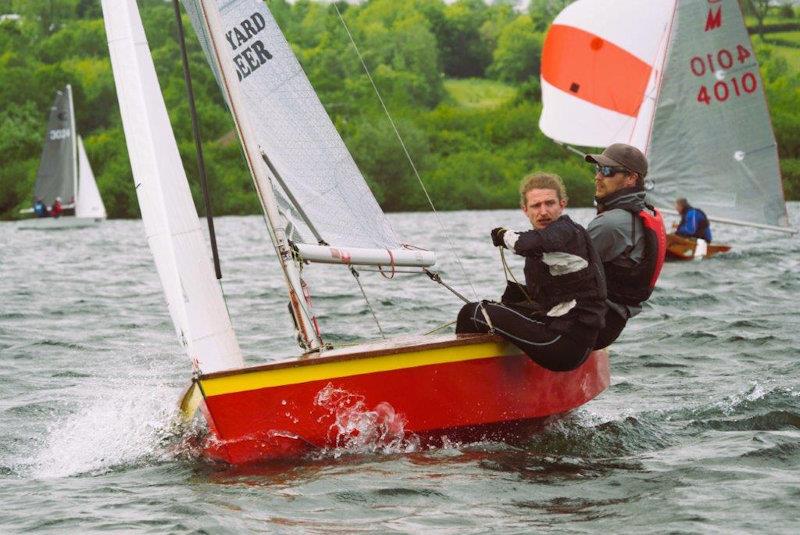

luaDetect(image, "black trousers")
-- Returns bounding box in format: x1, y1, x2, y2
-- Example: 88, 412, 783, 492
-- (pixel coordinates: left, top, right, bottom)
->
593, 308, 628, 349
456, 301, 596, 372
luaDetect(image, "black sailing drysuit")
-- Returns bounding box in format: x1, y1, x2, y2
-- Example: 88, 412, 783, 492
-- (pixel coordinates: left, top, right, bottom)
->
456, 215, 607, 372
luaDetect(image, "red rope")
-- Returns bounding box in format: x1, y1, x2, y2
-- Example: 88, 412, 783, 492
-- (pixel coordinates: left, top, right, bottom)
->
378, 249, 397, 279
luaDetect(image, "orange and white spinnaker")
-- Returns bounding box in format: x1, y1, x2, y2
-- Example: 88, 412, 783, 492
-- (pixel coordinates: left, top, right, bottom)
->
539, 0, 676, 150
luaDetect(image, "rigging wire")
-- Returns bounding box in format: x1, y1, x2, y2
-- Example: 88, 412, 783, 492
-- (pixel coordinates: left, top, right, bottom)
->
350, 267, 386, 339
171, 0, 222, 280
333, 4, 480, 303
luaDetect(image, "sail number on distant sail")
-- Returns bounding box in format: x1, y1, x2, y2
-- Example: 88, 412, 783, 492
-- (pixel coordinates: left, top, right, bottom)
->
225, 12, 273, 81
49, 128, 71, 140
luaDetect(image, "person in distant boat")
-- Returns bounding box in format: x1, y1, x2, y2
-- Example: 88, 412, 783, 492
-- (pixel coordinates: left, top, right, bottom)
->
50, 197, 63, 218
585, 143, 666, 350
455, 173, 607, 372
33, 197, 48, 217
674, 198, 712, 242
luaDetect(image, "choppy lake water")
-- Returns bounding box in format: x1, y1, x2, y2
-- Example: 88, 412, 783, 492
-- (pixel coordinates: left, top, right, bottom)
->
1, 205, 799, 533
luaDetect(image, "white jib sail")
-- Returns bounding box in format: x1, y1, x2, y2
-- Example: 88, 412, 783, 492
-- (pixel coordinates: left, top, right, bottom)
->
101, 0, 244, 373
180, 0, 434, 266
539, 0, 676, 149
75, 136, 107, 219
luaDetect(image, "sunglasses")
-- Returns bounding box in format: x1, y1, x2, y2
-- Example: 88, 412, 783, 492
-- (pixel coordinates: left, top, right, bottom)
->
595, 165, 630, 178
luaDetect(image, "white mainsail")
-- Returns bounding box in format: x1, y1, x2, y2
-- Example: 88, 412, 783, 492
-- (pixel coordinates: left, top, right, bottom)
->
75, 136, 107, 219
101, 0, 244, 373
179, 0, 433, 262
539, 0, 791, 231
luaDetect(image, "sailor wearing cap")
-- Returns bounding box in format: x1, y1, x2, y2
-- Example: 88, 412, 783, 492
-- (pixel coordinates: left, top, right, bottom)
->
586, 143, 666, 350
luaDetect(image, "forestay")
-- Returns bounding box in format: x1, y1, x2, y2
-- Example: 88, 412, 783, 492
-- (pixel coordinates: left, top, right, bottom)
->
180, 0, 432, 260
102, 0, 244, 373
33, 86, 77, 206
75, 136, 107, 219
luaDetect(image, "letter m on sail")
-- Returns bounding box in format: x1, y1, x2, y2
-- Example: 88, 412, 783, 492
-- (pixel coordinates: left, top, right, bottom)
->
705, 7, 722, 31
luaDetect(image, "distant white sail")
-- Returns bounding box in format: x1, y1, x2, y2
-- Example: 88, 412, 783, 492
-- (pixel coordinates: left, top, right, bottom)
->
539, 0, 790, 230
75, 136, 106, 219
180, 0, 428, 257
101, 0, 244, 373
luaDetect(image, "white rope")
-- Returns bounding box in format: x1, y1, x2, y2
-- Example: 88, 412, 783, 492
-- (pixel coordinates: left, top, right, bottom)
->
333, 5, 480, 302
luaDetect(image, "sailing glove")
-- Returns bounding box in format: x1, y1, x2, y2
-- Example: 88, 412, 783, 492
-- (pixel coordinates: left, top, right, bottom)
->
491, 227, 508, 247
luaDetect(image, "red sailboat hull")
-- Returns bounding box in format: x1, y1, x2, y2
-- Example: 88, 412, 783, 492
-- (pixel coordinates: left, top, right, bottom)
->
184, 334, 610, 464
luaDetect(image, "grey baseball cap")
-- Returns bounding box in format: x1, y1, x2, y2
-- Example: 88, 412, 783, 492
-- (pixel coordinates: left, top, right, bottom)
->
585, 143, 648, 177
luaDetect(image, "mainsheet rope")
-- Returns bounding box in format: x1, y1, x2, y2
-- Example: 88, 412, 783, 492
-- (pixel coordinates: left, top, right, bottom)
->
333, 4, 481, 304
499, 247, 534, 305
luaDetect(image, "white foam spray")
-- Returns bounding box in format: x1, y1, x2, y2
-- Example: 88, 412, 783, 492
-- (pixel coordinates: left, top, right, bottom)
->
28, 372, 184, 479
313, 383, 420, 458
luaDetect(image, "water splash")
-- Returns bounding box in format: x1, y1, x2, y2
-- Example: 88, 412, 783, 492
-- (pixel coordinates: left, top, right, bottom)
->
27, 378, 182, 478
313, 383, 419, 458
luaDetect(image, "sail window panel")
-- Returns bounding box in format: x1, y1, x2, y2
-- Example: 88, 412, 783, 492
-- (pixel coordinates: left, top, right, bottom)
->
646, 0, 788, 228
181, 0, 403, 250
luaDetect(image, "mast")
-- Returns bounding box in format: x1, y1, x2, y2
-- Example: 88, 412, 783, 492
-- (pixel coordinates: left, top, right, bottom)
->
194, 0, 322, 351
66, 84, 78, 208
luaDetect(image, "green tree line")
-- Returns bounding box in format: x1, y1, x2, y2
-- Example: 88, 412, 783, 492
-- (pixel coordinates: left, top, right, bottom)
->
0, 0, 798, 219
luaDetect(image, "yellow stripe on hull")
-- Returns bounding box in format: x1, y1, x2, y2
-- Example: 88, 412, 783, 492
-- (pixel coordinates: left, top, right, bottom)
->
201, 340, 518, 397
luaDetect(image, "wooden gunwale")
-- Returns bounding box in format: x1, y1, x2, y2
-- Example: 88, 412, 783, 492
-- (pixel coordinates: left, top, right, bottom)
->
200, 333, 504, 380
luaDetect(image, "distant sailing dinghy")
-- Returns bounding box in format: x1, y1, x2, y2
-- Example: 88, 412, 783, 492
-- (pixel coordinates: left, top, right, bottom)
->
102, 0, 609, 464
19, 85, 106, 230
665, 234, 731, 261
539, 0, 795, 256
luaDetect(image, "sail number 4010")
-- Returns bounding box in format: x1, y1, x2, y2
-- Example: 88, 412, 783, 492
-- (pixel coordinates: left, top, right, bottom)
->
690, 44, 752, 76
696, 72, 758, 105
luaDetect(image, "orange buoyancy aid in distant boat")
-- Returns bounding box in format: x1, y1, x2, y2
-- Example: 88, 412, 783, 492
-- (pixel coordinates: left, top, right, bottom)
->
603, 204, 666, 306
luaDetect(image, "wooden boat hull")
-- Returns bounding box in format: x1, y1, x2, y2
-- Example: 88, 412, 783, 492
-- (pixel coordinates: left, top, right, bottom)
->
666, 233, 731, 261
17, 216, 104, 230
182, 333, 610, 464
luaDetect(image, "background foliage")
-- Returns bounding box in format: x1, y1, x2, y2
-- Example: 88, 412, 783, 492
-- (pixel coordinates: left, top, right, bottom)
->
0, 0, 798, 219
